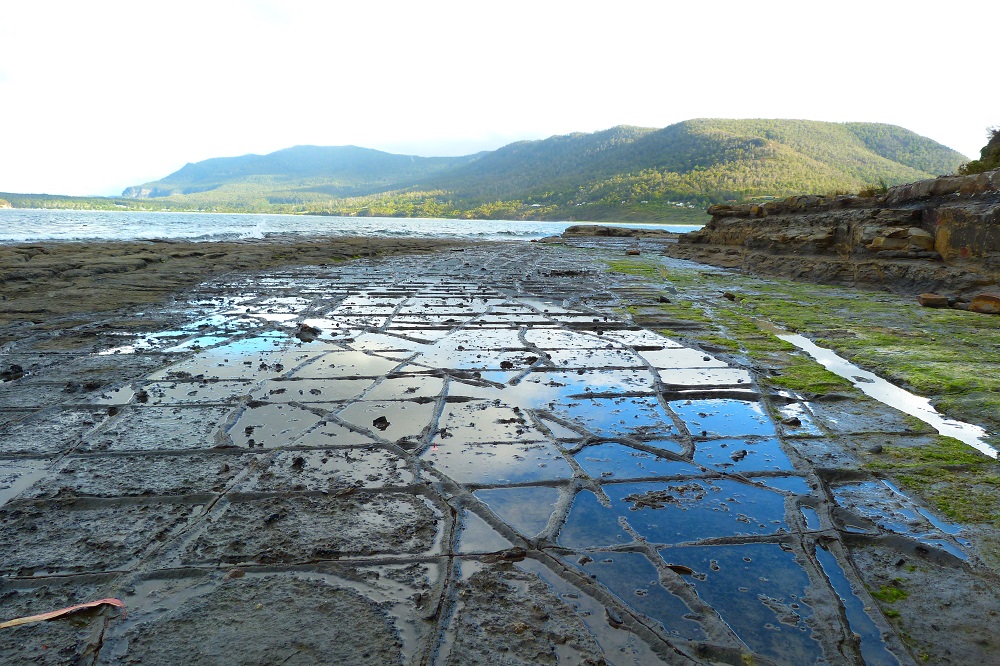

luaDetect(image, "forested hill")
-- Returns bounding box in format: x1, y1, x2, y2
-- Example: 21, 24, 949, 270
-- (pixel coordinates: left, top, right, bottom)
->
122, 145, 479, 199
113, 119, 968, 221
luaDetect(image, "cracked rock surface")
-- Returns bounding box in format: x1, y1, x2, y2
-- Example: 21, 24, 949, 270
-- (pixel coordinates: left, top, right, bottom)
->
1, 241, 995, 665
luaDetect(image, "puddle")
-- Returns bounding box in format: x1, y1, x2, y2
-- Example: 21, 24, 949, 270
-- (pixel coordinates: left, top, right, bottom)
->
516, 558, 671, 665
361, 375, 444, 401
0, 460, 50, 506
252, 377, 375, 402
777, 332, 997, 458
670, 399, 776, 438
814, 546, 900, 665
575, 443, 701, 479
145, 380, 254, 405
801, 506, 822, 530
776, 402, 825, 436
335, 400, 438, 444
664, 543, 823, 663
230, 403, 323, 448
456, 509, 514, 553
423, 440, 573, 485
552, 396, 675, 438
567, 551, 706, 640
604, 479, 789, 543
658, 367, 754, 389
693, 437, 795, 473
474, 486, 561, 537
558, 490, 631, 548
833, 480, 969, 559
751, 476, 812, 496
434, 402, 547, 444
293, 351, 402, 378
638, 348, 728, 369
161, 335, 232, 353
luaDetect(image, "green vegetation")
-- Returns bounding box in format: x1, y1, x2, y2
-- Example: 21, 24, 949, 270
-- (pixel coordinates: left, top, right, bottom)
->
5, 119, 965, 221
958, 127, 1000, 175
602, 253, 1000, 527
0, 191, 197, 212
605, 257, 857, 396
866, 436, 1000, 525
871, 581, 910, 604
603, 257, 1000, 430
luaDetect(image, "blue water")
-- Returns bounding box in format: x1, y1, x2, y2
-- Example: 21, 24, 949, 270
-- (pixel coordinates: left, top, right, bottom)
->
0, 208, 702, 243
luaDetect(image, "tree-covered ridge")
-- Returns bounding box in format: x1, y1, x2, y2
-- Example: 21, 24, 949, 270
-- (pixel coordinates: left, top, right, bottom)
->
958, 127, 1000, 175
122, 145, 480, 198
14, 119, 969, 221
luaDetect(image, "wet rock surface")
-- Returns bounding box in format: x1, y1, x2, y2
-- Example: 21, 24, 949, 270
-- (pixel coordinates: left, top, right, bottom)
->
0, 241, 996, 664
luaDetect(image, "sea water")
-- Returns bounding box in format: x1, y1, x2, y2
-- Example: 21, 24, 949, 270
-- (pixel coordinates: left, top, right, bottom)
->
0, 208, 701, 244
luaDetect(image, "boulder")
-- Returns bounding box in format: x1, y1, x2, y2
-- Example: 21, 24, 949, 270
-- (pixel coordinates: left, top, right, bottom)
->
917, 293, 950, 308
969, 293, 1000, 315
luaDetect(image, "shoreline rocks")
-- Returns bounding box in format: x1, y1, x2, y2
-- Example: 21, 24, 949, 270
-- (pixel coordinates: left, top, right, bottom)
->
664, 169, 1000, 300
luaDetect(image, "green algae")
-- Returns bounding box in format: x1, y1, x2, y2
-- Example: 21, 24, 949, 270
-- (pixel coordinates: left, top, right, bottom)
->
607, 254, 1000, 435
866, 436, 1000, 525
871, 582, 910, 604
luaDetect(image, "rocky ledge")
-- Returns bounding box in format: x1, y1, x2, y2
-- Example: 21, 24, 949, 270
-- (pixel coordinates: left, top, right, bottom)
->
562, 224, 679, 238
662, 169, 1000, 303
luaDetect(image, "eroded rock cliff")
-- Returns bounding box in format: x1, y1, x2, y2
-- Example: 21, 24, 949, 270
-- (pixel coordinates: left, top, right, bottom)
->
663, 170, 1000, 298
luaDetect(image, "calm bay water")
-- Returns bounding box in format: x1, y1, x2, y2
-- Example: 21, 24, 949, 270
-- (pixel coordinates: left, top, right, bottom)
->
0, 209, 702, 244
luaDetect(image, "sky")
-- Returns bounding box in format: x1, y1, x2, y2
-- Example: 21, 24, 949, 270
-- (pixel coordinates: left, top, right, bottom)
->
1, 0, 996, 196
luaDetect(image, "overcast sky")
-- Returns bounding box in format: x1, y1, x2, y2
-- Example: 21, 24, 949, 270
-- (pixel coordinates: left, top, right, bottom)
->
1, 0, 996, 196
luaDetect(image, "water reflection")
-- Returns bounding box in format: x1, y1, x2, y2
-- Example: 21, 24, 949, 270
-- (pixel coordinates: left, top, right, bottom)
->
474, 486, 561, 537
568, 551, 706, 640
665, 543, 823, 663
575, 443, 701, 479
815, 546, 900, 665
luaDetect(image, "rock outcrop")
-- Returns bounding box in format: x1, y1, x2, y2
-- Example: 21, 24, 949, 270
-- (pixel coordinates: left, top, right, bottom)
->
563, 224, 678, 238
663, 170, 1000, 298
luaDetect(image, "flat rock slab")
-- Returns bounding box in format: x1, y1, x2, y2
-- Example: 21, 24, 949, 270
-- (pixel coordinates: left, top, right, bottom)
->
0, 241, 991, 665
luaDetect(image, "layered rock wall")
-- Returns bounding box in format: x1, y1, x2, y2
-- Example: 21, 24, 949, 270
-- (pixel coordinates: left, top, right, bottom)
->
664, 170, 1000, 297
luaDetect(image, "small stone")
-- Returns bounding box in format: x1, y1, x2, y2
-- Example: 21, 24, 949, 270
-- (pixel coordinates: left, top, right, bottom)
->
295, 324, 322, 342
372, 416, 390, 431
868, 444, 884, 454
917, 293, 950, 308
625, 249, 640, 256
782, 416, 802, 426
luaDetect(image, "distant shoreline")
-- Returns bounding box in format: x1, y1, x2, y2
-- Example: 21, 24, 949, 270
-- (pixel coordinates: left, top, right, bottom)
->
0, 237, 471, 329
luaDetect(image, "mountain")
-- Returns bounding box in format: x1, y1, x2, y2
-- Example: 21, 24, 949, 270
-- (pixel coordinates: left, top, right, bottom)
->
122, 145, 479, 199
120, 120, 969, 221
